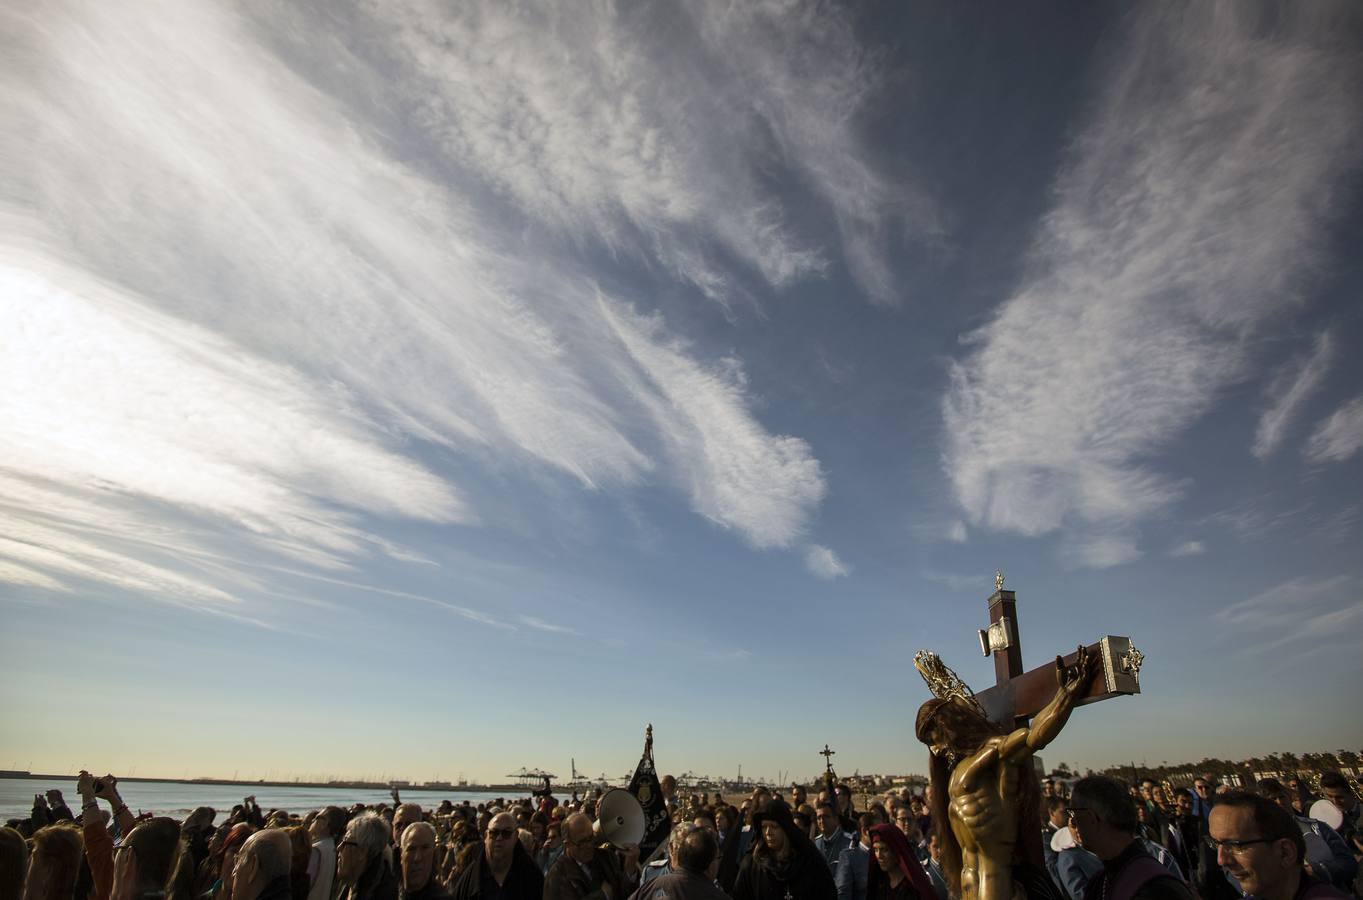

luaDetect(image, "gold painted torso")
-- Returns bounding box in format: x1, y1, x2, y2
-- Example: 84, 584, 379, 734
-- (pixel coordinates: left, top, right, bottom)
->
947, 737, 1023, 900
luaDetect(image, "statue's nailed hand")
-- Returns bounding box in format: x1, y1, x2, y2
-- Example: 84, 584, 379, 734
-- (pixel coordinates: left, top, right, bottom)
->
1055, 644, 1094, 699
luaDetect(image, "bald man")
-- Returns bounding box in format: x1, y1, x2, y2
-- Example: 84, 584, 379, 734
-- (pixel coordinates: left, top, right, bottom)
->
449, 813, 543, 900
394, 805, 425, 844
233, 829, 294, 900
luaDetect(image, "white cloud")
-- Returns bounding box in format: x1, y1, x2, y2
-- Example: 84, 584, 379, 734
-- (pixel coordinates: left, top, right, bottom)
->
1170, 540, 1205, 558
1217, 575, 1351, 628
1253, 332, 1335, 459
804, 544, 849, 579
0, 0, 832, 604
348, 0, 925, 303
600, 300, 826, 549
1305, 395, 1363, 464
1216, 574, 1362, 652
943, 2, 1363, 565
1060, 532, 1142, 570
517, 615, 581, 636
0, 260, 469, 557
946, 520, 968, 543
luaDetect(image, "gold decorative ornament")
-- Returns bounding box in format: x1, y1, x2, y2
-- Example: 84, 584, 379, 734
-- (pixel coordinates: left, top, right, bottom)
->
1119, 644, 1144, 688
914, 649, 988, 720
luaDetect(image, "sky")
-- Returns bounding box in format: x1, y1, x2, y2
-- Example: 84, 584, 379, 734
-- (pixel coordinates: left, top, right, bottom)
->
3, 1, 1362, 786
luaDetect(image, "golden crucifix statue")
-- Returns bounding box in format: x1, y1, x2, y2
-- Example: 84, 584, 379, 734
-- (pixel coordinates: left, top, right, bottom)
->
913, 647, 1095, 900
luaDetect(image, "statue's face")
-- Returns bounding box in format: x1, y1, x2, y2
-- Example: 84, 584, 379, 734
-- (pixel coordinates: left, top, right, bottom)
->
927, 725, 952, 759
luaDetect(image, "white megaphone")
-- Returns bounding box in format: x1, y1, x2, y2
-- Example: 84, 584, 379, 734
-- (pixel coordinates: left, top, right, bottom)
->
595, 788, 647, 848
1309, 799, 1345, 830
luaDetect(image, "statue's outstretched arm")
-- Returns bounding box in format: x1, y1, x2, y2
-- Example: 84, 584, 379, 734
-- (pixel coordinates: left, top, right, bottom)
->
1000, 645, 1095, 760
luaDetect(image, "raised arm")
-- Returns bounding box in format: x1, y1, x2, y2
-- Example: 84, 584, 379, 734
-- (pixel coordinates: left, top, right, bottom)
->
96, 774, 137, 836
999, 646, 1095, 760
79, 771, 115, 900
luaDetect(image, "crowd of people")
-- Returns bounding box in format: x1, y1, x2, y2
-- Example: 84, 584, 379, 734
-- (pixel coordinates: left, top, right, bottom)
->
2, 768, 1360, 900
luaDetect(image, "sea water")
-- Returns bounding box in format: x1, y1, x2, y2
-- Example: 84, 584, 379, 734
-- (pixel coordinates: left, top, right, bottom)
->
1, 777, 514, 824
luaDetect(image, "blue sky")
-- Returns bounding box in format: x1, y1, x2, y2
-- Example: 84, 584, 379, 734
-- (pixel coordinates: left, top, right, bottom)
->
3, 1, 1362, 785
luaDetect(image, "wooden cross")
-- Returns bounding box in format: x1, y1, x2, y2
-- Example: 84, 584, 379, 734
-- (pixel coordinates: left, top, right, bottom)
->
974, 571, 1144, 729
819, 744, 836, 774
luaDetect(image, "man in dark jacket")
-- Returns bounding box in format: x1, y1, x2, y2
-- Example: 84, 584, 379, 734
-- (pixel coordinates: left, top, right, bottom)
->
1068, 777, 1193, 900
545, 813, 639, 900
451, 813, 543, 900
628, 824, 726, 900
733, 800, 836, 900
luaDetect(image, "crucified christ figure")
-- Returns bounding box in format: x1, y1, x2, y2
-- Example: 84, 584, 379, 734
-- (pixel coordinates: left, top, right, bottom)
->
914, 646, 1095, 900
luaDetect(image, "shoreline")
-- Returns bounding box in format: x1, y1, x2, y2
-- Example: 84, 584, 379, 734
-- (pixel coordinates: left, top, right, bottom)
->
4, 773, 530, 795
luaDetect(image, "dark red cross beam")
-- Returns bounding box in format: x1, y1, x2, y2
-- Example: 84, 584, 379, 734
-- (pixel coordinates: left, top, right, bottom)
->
973, 574, 1144, 729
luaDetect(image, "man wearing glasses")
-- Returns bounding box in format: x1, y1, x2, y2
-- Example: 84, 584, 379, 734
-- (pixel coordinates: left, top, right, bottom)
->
1066, 776, 1193, 900
451, 812, 544, 900
544, 812, 640, 900
1207, 793, 1350, 900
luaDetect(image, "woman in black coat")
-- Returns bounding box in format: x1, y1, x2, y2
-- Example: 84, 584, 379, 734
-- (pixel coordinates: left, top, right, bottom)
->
733, 800, 836, 900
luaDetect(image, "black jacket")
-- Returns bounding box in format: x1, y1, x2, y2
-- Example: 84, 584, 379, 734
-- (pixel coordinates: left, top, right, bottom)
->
733, 801, 836, 900
733, 852, 837, 900
340, 856, 399, 900
256, 875, 294, 900
402, 879, 452, 900
545, 848, 631, 900
450, 845, 544, 900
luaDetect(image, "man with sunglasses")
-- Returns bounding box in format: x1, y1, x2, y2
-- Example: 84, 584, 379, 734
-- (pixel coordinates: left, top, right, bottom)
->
451, 812, 543, 900
1207, 793, 1349, 900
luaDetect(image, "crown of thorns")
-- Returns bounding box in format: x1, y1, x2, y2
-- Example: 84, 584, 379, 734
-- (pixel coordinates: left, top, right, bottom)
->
914, 650, 987, 719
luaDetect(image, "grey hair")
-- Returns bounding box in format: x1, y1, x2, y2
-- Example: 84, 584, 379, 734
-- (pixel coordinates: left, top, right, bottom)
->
668, 823, 700, 858
670, 824, 716, 875
343, 812, 392, 858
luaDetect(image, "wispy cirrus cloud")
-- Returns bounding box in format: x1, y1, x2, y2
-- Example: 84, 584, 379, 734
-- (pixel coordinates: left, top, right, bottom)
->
348, 0, 925, 304
2, 0, 835, 606
1305, 395, 1363, 464
1216, 574, 1363, 654
1169, 541, 1205, 558
943, 1, 1363, 567
1253, 332, 1335, 459
517, 615, 581, 637
803, 544, 849, 580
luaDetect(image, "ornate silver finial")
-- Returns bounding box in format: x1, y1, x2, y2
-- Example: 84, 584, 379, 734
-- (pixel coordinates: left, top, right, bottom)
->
914, 650, 987, 718
994, 569, 1005, 591
1119, 644, 1144, 688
